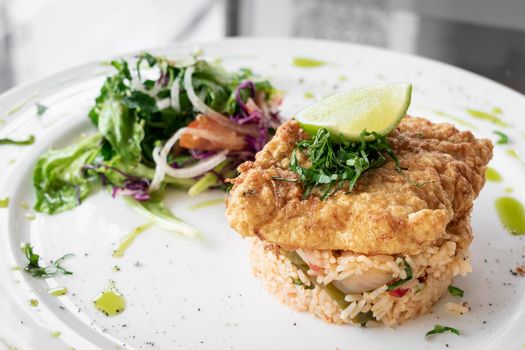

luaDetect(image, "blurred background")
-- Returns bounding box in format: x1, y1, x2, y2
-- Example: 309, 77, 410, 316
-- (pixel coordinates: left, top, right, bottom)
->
0, 0, 524, 93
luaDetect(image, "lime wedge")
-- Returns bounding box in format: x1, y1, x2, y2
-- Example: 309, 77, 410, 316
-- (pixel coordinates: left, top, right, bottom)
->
295, 83, 412, 141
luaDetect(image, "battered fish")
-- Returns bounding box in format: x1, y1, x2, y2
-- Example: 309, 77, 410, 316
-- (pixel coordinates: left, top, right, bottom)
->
226, 117, 493, 255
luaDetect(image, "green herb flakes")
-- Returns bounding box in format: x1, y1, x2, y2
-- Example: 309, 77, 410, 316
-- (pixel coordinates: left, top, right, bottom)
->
448, 285, 464, 297
36, 103, 48, 116
425, 324, 461, 338
387, 258, 413, 291
286, 128, 399, 200
291, 277, 314, 289
493, 130, 509, 145
22, 243, 73, 278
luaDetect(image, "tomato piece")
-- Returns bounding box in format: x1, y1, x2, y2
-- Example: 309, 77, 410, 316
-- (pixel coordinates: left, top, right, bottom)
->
180, 115, 246, 151
388, 288, 409, 298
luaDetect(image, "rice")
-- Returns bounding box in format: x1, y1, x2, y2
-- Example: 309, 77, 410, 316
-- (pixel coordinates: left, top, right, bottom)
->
444, 302, 470, 316
248, 231, 471, 327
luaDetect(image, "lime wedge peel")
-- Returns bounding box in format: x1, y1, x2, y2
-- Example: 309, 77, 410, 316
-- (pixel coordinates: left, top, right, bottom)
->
295, 83, 412, 141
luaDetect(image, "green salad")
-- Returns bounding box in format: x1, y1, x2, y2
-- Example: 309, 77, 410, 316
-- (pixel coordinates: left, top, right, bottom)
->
33, 52, 282, 234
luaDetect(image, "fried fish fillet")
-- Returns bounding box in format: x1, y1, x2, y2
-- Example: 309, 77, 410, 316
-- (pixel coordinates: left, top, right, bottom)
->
226, 117, 493, 255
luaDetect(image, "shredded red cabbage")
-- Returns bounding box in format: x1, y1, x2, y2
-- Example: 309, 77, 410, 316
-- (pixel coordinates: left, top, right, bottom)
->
84, 164, 151, 201
230, 80, 263, 125
112, 178, 150, 201
228, 80, 273, 153
158, 70, 169, 87
235, 81, 256, 114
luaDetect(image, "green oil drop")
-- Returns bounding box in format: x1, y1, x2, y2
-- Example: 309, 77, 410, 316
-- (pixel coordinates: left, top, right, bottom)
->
112, 222, 153, 258
190, 198, 225, 210
433, 110, 477, 130
48, 287, 68, 296
491, 107, 502, 114
303, 91, 315, 100
0, 197, 9, 208
93, 282, 125, 316
465, 108, 508, 127
292, 57, 326, 68
485, 167, 502, 182
495, 196, 525, 235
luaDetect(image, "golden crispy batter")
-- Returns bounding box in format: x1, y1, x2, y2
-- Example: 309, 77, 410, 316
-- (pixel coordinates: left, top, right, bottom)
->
225, 117, 492, 255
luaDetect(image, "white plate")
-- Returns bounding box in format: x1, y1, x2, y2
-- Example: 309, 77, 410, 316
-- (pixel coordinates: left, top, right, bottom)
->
0, 38, 524, 350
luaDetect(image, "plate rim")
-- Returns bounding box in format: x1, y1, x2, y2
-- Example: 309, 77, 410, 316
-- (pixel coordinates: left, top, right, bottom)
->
0, 37, 524, 350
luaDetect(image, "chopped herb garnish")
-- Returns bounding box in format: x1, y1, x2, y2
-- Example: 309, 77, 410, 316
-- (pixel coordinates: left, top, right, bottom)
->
36, 103, 48, 116
0, 197, 9, 208
291, 277, 315, 289
425, 325, 461, 338
352, 311, 375, 326
387, 258, 413, 291
0, 135, 35, 146
22, 243, 73, 278
448, 285, 464, 297
493, 130, 509, 145
287, 128, 399, 199
272, 176, 298, 182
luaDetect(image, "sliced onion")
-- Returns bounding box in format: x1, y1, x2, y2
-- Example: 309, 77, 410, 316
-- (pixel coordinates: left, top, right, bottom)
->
162, 150, 227, 179
131, 75, 161, 97
184, 66, 224, 118
184, 66, 259, 137
156, 98, 170, 110
149, 146, 166, 192
170, 76, 181, 111
167, 55, 196, 68
149, 127, 228, 192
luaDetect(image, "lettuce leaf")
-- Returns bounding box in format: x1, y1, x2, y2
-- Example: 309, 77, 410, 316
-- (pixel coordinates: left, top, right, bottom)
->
33, 134, 102, 214
123, 196, 198, 237
98, 98, 145, 164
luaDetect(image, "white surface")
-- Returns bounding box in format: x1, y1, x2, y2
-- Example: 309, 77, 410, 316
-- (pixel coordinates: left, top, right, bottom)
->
4, 0, 224, 86
0, 38, 524, 350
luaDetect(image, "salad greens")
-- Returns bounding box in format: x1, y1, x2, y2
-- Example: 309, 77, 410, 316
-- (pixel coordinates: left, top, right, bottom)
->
123, 196, 198, 237
32, 52, 282, 234
22, 243, 73, 278
33, 134, 102, 214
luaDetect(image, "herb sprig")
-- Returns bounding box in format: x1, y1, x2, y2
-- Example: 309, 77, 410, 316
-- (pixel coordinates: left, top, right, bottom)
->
493, 130, 509, 145
425, 324, 461, 338
387, 258, 413, 291
22, 243, 73, 278
448, 285, 464, 297
288, 128, 399, 199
